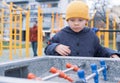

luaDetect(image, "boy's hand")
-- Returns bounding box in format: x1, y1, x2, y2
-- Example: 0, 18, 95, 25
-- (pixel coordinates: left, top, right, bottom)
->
55, 44, 71, 56
110, 54, 119, 58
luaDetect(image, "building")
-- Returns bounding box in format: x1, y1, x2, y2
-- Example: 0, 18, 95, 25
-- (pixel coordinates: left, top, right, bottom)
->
5, 0, 87, 30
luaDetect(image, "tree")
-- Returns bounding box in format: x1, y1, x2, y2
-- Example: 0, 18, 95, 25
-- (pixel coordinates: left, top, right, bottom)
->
90, 0, 113, 29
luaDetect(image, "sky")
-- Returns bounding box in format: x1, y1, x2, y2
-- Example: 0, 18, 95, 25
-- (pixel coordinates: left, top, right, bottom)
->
86, 0, 120, 9
110, 0, 120, 6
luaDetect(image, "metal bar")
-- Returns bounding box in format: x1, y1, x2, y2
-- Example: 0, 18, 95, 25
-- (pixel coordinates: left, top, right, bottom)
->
42, 63, 85, 81
86, 67, 104, 81
99, 30, 120, 32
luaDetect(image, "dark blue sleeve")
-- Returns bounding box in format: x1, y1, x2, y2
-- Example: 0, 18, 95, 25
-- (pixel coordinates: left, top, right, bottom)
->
105, 47, 120, 57
94, 44, 110, 57
94, 37, 120, 57
44, 35, 60, 55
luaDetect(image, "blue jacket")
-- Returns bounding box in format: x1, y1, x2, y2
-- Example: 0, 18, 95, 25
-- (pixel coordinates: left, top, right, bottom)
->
45, 26, 119, 57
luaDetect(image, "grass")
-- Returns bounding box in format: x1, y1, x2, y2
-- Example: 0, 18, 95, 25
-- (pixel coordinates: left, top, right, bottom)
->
1, 41, 46, 49
2, 42, 27, 49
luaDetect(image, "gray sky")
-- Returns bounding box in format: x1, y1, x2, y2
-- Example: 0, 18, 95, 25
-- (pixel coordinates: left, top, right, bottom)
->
110, 0, 120, 6
86, 0, 120, 9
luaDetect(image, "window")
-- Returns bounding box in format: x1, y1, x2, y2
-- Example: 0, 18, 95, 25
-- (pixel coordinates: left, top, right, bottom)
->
41, 3, 58, 8
51, 3, 58, 7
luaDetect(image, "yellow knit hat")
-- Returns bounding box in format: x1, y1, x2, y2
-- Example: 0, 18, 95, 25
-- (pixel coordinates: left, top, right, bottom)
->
66, 1, 89, 21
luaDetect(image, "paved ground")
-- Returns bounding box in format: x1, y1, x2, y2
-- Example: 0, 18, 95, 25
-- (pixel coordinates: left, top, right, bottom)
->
0, 47, 45, 63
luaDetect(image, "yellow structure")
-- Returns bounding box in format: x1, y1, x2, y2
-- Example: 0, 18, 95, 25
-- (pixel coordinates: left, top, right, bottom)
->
113, 18, 116, 50
25, 8, 30, 57
0, 2, 23, 60
38, 6, 43, 56
104, 11, 109, 48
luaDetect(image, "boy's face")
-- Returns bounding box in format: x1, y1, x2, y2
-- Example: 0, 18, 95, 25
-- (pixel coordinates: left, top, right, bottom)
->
67, 18, 87, 32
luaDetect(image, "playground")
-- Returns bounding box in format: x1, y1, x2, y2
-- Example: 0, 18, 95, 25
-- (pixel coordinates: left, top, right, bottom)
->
0, 1, 119, 60
0, 0, 120, 83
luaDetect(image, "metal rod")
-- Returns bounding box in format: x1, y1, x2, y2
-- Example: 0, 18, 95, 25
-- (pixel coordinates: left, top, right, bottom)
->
99, 30, 120, 32
41, 72, 60, 81
42, 63, 85, 81
86, 67, 104, 81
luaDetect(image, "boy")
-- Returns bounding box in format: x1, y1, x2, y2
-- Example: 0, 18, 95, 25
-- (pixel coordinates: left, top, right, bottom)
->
44, 1, 119, 58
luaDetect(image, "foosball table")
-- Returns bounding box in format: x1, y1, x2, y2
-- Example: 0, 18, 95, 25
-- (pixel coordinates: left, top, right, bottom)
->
0, 56, 120, 83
